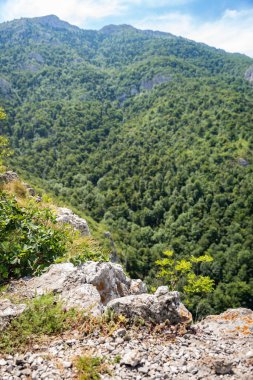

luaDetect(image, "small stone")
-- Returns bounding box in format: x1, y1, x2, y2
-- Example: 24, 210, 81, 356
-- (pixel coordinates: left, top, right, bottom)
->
170, 366, 178, 374
21, 368, 32, 376
0, 359, 7, 366
63, 361, 72, 369
66, 339, 77, 346
188, 364, 198, 375
15, 355, 25, 365
214, 361, 233, 375
121, 349, 141, 367
115, 337, 124, 345
104, 344, 114, 352
40, 373, 50, 379
113, 328, 127, 338
245, 351, 253, 359
36, 357, 44, 365
6, 365, 14, 372
138, 365, 149, 374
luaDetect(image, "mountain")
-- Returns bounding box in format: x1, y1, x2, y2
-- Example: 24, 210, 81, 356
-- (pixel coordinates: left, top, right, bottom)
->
0, 15, 253, 316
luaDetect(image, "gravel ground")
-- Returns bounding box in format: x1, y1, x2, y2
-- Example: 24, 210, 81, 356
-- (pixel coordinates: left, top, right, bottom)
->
0, 309, 252, 380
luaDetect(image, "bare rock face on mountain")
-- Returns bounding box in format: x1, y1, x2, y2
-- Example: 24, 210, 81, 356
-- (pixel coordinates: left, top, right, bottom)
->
106, 286, 192, 325
0, 299, 26, 331
245, 65, 253, 82
0, 77, 13, 98
55, 207, 90, 236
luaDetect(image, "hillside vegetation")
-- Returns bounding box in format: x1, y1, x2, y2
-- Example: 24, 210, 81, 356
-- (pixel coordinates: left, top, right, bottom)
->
0, 15, 253, 315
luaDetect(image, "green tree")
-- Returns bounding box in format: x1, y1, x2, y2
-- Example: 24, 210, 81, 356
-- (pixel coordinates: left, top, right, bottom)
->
156, 250, 214, 307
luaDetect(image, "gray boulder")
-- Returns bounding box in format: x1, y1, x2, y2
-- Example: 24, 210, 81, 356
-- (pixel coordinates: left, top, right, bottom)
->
120, 349, 142, 367
14, 262, 147, 315
106, 286, 192, 325
0, 299, 26, 331
55, 207, 90, 236
27, 262, 76, 296
62, 284, 103, 316
72, 261, 147, 304
196, 308, 253, 337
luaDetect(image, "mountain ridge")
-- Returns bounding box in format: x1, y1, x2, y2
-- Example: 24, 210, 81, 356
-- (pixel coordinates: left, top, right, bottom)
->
0, 15, 251, 58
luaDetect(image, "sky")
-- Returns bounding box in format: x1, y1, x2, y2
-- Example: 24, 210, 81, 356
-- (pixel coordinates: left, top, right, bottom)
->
0, 0, 253, 57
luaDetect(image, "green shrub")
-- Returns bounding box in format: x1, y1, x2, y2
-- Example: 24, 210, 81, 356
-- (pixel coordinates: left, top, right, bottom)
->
0, 191, 68, 280
0, 294, 79, 353
75, 356, 111, 380
156, 250, 214, 308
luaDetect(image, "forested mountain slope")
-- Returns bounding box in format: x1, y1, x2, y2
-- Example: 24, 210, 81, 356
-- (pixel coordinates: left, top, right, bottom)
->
1, 15, 253, 315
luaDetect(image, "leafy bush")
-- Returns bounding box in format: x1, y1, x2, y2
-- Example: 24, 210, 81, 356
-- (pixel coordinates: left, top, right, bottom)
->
0, 191, 68, 280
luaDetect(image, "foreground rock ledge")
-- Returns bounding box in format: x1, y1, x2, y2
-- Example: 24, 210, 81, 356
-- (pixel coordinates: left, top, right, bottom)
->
2, 261, 191, 326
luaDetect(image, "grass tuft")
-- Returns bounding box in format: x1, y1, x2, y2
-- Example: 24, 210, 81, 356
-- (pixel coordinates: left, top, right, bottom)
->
0, 293, 80, 354
75, 356, 111, 380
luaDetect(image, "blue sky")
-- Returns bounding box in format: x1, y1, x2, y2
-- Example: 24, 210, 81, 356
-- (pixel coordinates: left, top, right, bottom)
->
0, 0, 253, 56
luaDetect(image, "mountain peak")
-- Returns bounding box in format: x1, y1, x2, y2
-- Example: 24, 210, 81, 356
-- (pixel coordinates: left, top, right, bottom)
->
30, 14, 80, 31
0, 14, 80, 32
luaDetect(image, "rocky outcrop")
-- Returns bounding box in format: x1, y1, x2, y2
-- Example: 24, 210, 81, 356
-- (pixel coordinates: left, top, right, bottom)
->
6, 262, 190, 325
196, 307, 253, 337
55, 207, 90, 236
140, 74, 172, 91
245, 65, 253, 82
0, 171, 19, 183
0, 299, 26, 331
8, 262, 147, 315
106, 286, 192, 324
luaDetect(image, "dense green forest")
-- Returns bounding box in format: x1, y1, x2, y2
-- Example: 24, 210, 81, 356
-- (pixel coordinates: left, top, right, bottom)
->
0, 15, 253, 316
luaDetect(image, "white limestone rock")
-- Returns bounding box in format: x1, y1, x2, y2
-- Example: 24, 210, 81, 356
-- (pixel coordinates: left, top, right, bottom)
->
106, 286, 192, 325
56, 207, 90, 236
0, 299, 26, 330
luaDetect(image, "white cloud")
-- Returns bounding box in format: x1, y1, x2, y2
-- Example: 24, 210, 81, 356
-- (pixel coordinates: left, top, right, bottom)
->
135, 12, 193, 36
0, 0, 194, 25
134, 8, 253, 57
0, 0, 125, 26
